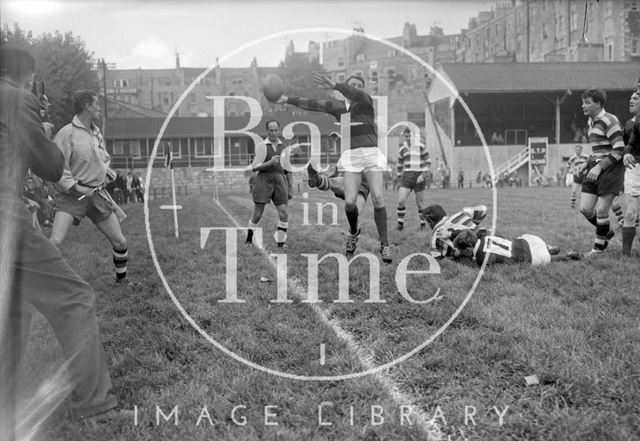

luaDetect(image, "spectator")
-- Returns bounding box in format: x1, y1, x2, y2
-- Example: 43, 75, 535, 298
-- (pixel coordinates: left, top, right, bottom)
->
0, 46, 125, 426
458, 167, 464, 188
131, 172, 144, 202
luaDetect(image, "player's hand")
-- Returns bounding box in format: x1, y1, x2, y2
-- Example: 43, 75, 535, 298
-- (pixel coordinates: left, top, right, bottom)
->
416, 174, 425, 184
623, 153, 637, 168
586, 164, 602, 182
313, 74, 335, 89
275, 95, 288, 104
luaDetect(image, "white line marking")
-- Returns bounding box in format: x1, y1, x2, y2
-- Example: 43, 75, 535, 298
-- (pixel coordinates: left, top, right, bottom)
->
213, 195, 441, 438
320, 343, 326, 366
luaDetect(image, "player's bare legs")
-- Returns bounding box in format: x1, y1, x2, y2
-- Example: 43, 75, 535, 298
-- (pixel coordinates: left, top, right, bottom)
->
94, 213, 129, 283
246, 203, 266, 247
622, 193, 640, 255
363, 169, 391, 263
49, 211, 75, 246
415, 189, 428, 229
343, 171, 362, 256
275, 203, 289, 247
396, 186, 411, 231
581, 193, 616, 255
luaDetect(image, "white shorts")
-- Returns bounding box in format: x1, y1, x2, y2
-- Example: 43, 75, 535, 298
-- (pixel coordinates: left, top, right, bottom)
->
337, 147, 389, 173
519, 234, 551, 266
624, 165, 640, 197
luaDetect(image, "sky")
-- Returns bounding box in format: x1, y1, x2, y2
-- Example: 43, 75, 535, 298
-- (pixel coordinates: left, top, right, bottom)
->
2, 0, 497, 69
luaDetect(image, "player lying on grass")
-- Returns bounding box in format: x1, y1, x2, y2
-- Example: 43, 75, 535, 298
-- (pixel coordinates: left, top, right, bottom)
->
419, 203, 488, 260
452, 229, 581, 266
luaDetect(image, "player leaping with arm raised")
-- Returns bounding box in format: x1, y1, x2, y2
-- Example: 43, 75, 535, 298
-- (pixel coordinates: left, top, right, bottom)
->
277, 74, 392, 262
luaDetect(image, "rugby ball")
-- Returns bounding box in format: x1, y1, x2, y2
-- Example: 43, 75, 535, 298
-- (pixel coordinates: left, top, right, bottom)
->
263, 74, 284, 102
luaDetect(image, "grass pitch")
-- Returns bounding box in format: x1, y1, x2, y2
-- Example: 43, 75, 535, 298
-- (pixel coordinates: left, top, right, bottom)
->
20, 185, 640, 441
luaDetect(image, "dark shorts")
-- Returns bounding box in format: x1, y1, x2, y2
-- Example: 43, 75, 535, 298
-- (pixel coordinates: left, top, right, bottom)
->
56, 190, 116, 225
581, 159, 624, 196
252, 172, 289, 206
573, 171, 586, 184
399, 171, 426, 192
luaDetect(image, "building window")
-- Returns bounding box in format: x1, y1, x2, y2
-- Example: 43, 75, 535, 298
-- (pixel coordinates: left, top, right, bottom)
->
128, 140, 141, 158
114, 79, 128, 88
162, 139, 181, 158
338, 56, 344, 67
356, 53, 365, 62
193, 137, 214, 157
605, 0, 613, 17
387, 49, 396, 58
407, 112, 425, 129
605, 39, 614, 61
632, 39, 640, 56
632, 0, 640, 11
337, 73, 345, 82
113, 140, 124, 155
353, 70, 364, 79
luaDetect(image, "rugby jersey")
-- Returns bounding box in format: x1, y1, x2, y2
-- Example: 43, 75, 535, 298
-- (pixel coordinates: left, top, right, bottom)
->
471, 233, 530, 266
397, 140, 429, 178
256, 137, 286, 173
286, 82, 377, 150
567, 153, 589, 176
587, 109, 625, 161
430, 205, 488, 259
623, 115, 640, 159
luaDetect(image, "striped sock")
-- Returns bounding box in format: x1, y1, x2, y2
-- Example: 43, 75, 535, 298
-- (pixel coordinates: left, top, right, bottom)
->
594, 218, 610, 251
112, 247, 128, 280
397, 205, 406, 227
585, 214, 598, 227
276, 221, 288, 247
570, 196, 576, 208
419, 212, 426, 227
612, 204, 624, 227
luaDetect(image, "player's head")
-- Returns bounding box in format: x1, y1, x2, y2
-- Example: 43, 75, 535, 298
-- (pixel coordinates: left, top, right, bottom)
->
420, 204, 447, 229
74, 89, 100, 121
265, 119, 280, 142
346, 75, 365, 90
581, 89, 605, 118
453, 229, 478, 250
0, 47, 36, 90
630, 91, 640, 115
574, 145, 582, 154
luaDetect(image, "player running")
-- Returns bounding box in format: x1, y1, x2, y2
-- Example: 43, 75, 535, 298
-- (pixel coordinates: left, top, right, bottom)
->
567, 144, 588, 209
277, 74, 392, 262
396, 127, 430, 231
621, 91, 640, 255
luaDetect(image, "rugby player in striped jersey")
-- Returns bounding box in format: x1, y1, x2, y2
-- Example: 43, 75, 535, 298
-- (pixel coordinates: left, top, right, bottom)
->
420, 204, 488, 260
452, 230, 580, 266
567, 144, 589, 209
579, 89, 625, 257
396, 127, 430, 231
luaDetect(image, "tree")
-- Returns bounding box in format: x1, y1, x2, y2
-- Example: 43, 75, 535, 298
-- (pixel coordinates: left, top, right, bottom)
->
277, 50, 327, 100
1, 23, 99, 130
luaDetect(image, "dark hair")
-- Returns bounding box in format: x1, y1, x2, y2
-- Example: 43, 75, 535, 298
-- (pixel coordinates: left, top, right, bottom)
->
265, 119, 279, 130
582, 89, 606, 106
452, 229, 478, 250
0, 47, 36, 81
73, 89, 98, 115
345, 75, 365, 87
420, 204, 447, 229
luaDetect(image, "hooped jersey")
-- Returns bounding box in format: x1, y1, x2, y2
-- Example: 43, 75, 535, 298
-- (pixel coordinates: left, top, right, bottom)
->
430, 205, 487, 259
472, 234, 530, 266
